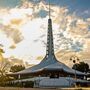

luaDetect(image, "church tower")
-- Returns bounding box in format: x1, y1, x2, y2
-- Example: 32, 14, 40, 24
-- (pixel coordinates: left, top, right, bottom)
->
46, 0, 55, 57
46, 2, 54, 58
40, 0, 57, 65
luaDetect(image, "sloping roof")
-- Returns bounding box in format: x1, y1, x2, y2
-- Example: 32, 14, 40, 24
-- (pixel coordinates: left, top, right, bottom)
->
44, 62, 85, 75
12, 55, 85, 76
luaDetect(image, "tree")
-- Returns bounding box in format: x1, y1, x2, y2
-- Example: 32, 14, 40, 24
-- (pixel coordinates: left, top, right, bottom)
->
10, 65, 25, 73
0, 48, 4, 61
0, 48, 10, 85
72, 61, 89, 73
0, 48, 10, 75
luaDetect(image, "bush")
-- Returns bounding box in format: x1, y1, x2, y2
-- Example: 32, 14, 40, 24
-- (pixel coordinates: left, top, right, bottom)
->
5, 81, 34, 88
22, 81, 34, 88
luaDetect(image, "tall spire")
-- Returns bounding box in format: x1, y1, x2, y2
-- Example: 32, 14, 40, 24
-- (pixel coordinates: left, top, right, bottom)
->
49, 0, 51, 19
46, 0, 54, 58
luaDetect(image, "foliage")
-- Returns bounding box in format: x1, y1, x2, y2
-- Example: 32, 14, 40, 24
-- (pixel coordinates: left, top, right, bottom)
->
72, 61, 89, 73
22, 81, 34, 88
5, 81, 34, 88
10, 65, 25, 73
0, 48, 11, 86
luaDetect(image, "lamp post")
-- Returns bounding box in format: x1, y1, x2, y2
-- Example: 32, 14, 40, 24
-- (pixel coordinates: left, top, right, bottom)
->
70, 55, 79, 87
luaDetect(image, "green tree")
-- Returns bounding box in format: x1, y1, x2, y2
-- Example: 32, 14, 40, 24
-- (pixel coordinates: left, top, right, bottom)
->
10, 65, 25, 73
72, 61, 89, 73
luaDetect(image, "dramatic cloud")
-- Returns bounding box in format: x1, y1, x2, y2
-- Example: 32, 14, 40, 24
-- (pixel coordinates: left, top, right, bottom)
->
4, 26, 23, 44
0, 0, 90, 66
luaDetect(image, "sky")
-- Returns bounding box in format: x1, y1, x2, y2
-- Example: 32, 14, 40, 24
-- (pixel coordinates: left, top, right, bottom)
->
0, 0, 90, 66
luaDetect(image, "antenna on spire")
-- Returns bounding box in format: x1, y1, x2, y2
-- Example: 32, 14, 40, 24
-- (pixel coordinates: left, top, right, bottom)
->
49, 0, 51, 19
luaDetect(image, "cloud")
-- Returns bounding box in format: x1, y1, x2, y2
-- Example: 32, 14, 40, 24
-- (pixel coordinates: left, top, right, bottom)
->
9, 44, 16, 49
7, 56, 25, 65
0, 44, 3, 47
3, 26, 24, 44
10, 19, 22, 25
27, 1, 90, 66
0, 0, 90, 66
25, 1, 90, 53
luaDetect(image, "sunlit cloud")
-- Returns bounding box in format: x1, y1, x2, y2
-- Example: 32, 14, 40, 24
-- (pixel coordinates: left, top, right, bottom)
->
0, 0, 90, 66
3, 26, 24, 44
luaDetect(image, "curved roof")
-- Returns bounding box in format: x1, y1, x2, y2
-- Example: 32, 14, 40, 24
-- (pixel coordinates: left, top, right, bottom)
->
12, 55, 85, 76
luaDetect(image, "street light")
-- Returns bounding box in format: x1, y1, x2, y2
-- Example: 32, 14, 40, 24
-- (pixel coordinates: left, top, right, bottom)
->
70, 55, 79, 87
